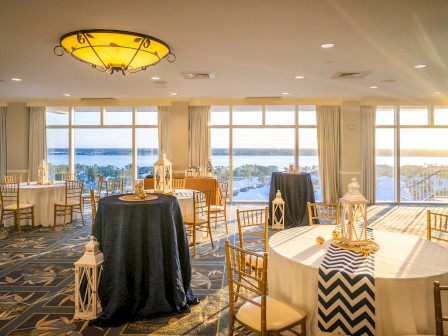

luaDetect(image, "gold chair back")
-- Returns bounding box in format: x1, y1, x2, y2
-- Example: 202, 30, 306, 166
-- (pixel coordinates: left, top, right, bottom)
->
427, 210, 448, 244
307, 202, 340, 225
172, 178, 186, 189
434, 281, 448, 336
3, 174, 22, 184
90, 187, 97, 235
61, 173, 77, 181
182, 189, 213, 256
0, 182, 34, 233
54, 180, 84, 227
236, 207, 269, 252
106, 179, 124, 195
210, 181, 229, 233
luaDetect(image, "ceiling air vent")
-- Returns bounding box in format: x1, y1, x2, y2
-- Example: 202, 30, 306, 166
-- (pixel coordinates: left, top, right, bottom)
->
181, 72, 217, 79
331, 71, 371, 79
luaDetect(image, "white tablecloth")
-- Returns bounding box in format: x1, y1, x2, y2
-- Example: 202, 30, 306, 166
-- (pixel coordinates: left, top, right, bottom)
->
174, 189, 194, 217
3, 182, 66, 227
268, 225, 448, 335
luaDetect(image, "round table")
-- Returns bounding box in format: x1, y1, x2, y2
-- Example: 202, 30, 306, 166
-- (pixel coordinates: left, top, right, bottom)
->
3, 181, 66, 227
268, 225, 448, 335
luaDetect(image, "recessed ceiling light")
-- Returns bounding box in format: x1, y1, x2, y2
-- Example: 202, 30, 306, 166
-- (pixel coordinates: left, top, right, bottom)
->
11, 78, 21, 82
171, 92, 178, 96
282, 92, 290, 95
295, 76, 304, 79
434, 91, 441, 95
320, 43, 334, 48
63, 93, 71, 97
151, 76, 160, 80
370, 86, 378, 89
414, 64, 426, 69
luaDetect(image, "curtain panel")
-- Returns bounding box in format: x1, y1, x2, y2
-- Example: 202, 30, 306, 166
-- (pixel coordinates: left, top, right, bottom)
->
28, 106, 47, 181
188, 106, 210, 172
361, 105, 376, 204
0, 107, 7, 180
157, 106, 172, 159
316, 105, 340, 203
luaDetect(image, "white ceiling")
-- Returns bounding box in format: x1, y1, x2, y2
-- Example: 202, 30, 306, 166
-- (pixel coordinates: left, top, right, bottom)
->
1, 0, 447, 102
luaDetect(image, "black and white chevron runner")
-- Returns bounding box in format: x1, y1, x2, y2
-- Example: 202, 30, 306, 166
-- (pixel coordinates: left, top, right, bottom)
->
318, 227, 376, 336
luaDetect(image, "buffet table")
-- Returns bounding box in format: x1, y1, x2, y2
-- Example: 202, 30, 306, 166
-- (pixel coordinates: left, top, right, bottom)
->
268, 172, 315, 227
144, 177, 218, 204
268, 225, 448, 335
91, 194, 197, 327
3, 181, 66, 227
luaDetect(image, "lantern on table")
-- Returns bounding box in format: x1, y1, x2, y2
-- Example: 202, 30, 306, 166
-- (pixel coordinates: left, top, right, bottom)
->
74, 236, 103, 320
272, 190, 285, 230
340, 178, 368, 246
153, 150, 173, 194
37, 159, 48, 185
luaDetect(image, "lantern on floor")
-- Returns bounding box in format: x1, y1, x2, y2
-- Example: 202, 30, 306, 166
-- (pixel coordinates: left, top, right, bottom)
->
74, 236, 103, 320
340, 178, 368, 246
153, 150, 173, 194
272, 190, 285, 230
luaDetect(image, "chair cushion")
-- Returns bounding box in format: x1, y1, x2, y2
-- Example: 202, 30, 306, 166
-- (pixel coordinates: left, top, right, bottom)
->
236, 296, 306, 332
183, 215, 208, 224
4, 203, 33, 210
54, 200, 80, 206
209, 205, 224, 212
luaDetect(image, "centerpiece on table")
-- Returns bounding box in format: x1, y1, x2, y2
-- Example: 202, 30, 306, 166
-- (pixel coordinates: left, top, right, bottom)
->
332, 178, 379, 256
153, 150, 174, 195
37, 159, 49, 185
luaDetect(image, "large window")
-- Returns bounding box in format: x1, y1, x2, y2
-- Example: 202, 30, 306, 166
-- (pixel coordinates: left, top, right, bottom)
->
210, 105, 319, 202
375, 105, 448, 203
46, 106, 158, 191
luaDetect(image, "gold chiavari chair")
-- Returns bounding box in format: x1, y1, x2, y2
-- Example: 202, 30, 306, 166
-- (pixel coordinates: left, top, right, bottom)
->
0, 182, 34, 233
434, 281, 448, 336
307, 202, 340, 226
81, 176, 104, 212
172, 178, 186, 189
90, 187, 97, 235
61, 173, 77, 181
209, 181, 229, 234
106, 178, 125, 196
54, 180, 84, 227
427, 210, 448, 244
225, 241, 307, 336
183, 189, 213, 256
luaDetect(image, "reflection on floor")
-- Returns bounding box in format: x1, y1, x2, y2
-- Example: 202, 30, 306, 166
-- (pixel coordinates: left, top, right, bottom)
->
0, 203, 447, 335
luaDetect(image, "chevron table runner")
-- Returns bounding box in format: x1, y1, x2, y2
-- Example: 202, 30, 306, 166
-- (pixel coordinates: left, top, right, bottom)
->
318, 227, 376, 336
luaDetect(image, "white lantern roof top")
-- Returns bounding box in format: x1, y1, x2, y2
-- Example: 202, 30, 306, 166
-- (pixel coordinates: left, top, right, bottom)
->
272, 190, 285, 204
85, 236, 101, 255
340, 178, 368, 203
154, 150, 172, 165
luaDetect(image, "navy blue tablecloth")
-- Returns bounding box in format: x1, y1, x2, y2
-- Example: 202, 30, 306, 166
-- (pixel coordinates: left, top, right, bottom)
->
90, 194, 196, 327
268, 172, 315, 228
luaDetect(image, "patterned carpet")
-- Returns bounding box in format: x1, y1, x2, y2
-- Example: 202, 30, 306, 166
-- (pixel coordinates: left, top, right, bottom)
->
0, 203, 446, 335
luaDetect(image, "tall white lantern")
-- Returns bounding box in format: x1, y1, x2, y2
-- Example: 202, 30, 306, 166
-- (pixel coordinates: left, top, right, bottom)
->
272, 190, 285, 230
340, 178, 368, 246
153, 150, 173, 194
37, 159, 48, 185
74, 236, 103, 320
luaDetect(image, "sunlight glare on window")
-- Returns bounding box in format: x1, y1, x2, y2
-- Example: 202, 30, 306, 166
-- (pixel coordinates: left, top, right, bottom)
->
233, 106, 262, 125
266, 106, 295, 125
434, 106, 448, 125
298, 106, 317, 125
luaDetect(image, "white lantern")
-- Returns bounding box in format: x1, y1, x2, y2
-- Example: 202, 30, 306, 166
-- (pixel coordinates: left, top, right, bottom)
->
37, 159, 48, 185
153, 150, 173, 194
340, 178, 368, 246
74, 236, 104, 320
272, 190, 285, 230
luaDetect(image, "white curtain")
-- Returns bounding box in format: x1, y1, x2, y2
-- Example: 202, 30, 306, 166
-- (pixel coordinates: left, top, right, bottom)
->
361, 105, 376, 204
0, 107, 7, 180
157, 106, 172, 159
188, 106, 210, 171
28, 106, 47, 181
316, 105, 340, 203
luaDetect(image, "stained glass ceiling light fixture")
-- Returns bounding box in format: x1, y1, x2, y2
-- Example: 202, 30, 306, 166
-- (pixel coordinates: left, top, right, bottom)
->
54, 29, 175, 75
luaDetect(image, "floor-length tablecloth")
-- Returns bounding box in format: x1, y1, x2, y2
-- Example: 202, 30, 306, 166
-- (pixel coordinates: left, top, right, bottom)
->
268, 172, 315, 227
268, 225, 448, 335
3, 182, 66, 227
91, 194, 197, 327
